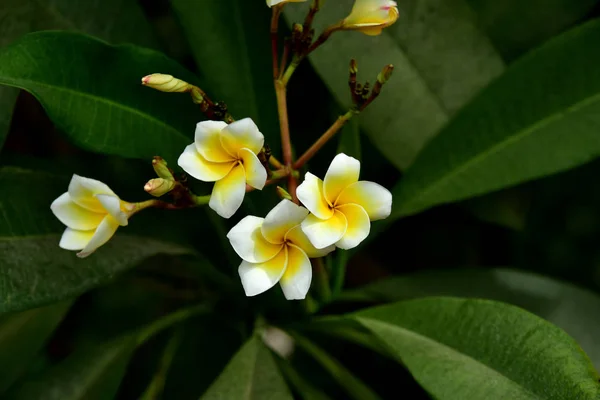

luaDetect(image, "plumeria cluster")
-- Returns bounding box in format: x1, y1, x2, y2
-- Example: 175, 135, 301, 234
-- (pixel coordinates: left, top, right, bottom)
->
50, 0, 399, 301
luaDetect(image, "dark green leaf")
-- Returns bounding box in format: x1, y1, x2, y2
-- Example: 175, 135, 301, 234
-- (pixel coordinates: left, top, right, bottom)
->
202, 335, 293, 400
354, 297, 600, 400
467, 0, 599, 61
0, 302, 71, 393
284, 0, 504, 169
341, 268, 600, 369
5, 304, 210, 400
171, 0, 280, 150
0, 31, 200, 162
0, 167, 192, 314
392, 19, 600, 218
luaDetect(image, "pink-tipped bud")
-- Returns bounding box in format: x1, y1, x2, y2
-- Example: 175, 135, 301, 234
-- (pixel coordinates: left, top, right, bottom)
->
141, 73, 191, 93
144, 178, 175, 197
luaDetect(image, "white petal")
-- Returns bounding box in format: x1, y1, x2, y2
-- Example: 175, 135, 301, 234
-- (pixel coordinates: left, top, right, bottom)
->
335, 204, 371, 250
261, 200, 309, 244
220, 118, 264, 156
77, 215, 120, 258
59, 228, 95, 251
178, 144, 235, 182
209, 163, 247, 219
238, 248, 288, 297
227, 216, 283, 263
296, 172, 334, 220
96, 194, 128, 226
285, 225, 335, 258
51, 192, 105, 230
336, 181, 392, 221
68, 174, 116, 212
239, 148, 267, 190
280, 244, 312, 300
194, 121, 232, 162
301, 210, 347, 249
324, 153, 360, 206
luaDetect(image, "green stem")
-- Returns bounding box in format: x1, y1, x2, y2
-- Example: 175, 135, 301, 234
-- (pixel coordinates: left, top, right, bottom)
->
140, 329, 183, 400
313, 258, 331, 303
281, 59, 300, 86
137, 303, 211, 346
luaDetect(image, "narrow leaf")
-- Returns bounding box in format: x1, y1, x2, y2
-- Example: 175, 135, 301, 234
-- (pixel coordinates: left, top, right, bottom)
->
354, 297, 600, 400
202, 335, 293, 400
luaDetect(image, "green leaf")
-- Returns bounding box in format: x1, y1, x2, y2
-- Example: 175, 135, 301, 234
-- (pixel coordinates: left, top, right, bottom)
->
0, 31, 200, 162
0, 167, 192, 314
171, 0, 280, 150
0, 0, 32, 150
0, 302, 71, 393
284, 0, 504, 169
5, 304, 210, 400
0, 0, 159, 152
354, 297, 600, 400
392, 19, 600, 218
341, 268, 600, 369
467, 0, 598, 61
202, 335, 293, 400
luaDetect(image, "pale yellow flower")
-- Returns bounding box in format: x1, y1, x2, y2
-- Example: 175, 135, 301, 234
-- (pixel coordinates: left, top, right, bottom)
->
266, 0, 307, 7
51, 175, 134, 258
227, 200, 334, 300
297, 153, 392, 250
178, 118, 267, 219
342, 0, 399, 36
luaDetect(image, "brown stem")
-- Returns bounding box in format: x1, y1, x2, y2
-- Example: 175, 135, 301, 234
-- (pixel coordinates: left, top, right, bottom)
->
246, 169, 291, 193
293, 110, 355, 170
274, 79, 298, 202
271, 7, 282, 79
279, 39, 291, 80
307, 22, 343, 54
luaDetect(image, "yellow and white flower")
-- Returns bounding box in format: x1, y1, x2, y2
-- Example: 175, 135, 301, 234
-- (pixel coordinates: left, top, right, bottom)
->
227, 200, 334, 300
266, 0, 307, 7
178, 118, 267, 219
50, 175, 134, 258
297, 153, 392, 250
342, 0, 399, 36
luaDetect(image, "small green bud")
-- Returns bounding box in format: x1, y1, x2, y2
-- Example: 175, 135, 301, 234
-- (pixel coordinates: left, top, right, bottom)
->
144, 178, 175, 197
152, 157, 174, 180
276, 186, 293, 201
377, 64, 394, 85
141, 73, 191, 93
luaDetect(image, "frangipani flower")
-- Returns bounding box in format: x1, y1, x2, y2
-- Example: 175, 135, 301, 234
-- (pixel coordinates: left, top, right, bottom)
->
178, 118, 267, 219
266, 0, 307, 7
50, 175, 134, 258
342, 0, 399, 36
297, 153, 392, 250
227, 200, 334, 300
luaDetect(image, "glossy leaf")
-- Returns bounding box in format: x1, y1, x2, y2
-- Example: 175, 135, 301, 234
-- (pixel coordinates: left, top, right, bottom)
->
0, 31, 200, 162
0, 302, 71, 393
284, 0, 504, 169
0, 167, 191, 314
341, 268, 600, 369
392, 19, 600, 218
171, 0, 280, 150
354, 297, 600, 400
202, 335, 293, 400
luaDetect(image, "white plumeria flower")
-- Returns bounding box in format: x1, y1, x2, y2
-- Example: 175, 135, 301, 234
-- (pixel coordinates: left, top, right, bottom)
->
50, 175, 134, 258
297, 153, 392, 250
227, 200, 334, 300
266, 0, 307, 7
178, 118, 267, 219
342, 0, 399, 36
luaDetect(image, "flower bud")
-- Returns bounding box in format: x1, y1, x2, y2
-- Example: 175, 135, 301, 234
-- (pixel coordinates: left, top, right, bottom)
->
276, 186, 293, 201
152, 157, 174, 180
141, 73, 191, 93
144, 178, 176, 197
377, 64, 394, 84
342, 0, 399, 36
266, 0, 307, 7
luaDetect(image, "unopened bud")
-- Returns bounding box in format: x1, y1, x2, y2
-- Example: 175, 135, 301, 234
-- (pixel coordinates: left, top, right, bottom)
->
377, 65, 394, 85
152, 157, 174, 180
141, 73, 191, 93
349, 59, 358, 75
276, 186, 293, 201
144, 178, 175, 197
